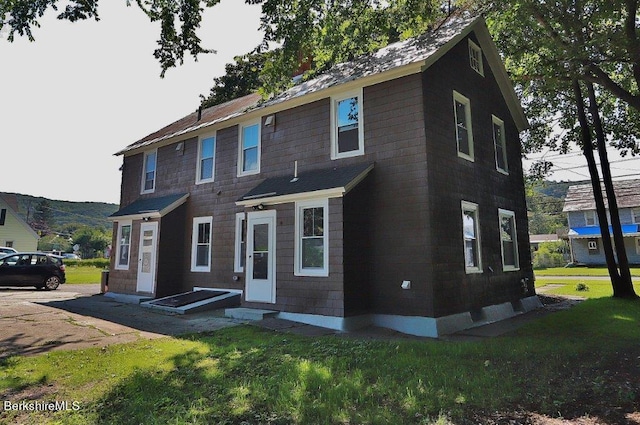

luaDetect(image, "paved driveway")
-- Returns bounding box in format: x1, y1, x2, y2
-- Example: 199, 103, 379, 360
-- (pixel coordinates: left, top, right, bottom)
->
0, 284, 238, 358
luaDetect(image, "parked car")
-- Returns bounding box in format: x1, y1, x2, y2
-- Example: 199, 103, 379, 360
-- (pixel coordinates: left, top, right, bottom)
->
0, 252, 66, 290
62, 253, 81, 260
0, 246, 17, 257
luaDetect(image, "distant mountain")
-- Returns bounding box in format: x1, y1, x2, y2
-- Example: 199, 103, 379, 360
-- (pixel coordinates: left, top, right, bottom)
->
1, 192, 119, 231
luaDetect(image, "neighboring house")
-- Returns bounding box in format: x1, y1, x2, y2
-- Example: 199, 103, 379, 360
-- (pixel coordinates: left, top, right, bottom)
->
108, 14, 538, 337
564, 179, 640, 265
0, 194, 39, 252
529, 234, 560, 252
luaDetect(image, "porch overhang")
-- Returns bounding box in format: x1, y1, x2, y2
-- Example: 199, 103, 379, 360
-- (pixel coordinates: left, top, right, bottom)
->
108, 193, 189, 221
567, 224, 640, 239
236, 163, 374, 207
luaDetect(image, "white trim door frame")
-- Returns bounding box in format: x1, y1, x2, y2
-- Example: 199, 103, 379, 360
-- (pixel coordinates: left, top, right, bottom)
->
136, 221, 158, 294
245, 210, 276, 303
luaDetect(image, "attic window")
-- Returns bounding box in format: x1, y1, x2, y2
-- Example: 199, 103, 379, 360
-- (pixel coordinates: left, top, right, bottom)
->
0, 209, 5, 225
468, 39, 484, 76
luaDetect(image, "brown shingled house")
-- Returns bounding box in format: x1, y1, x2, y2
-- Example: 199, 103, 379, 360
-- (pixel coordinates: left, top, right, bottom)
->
107, 14, 540, 337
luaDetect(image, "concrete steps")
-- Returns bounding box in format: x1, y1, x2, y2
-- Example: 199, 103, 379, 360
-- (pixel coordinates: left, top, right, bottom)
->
224, 308, 278, 321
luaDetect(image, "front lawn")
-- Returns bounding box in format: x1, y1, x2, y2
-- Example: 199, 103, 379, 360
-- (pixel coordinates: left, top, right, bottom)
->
535, 266, 640, 277
1, 297, 639, 424
63, 265, 104, 284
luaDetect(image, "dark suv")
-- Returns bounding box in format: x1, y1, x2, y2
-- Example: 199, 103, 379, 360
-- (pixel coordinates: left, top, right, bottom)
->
0, 252, 66, 290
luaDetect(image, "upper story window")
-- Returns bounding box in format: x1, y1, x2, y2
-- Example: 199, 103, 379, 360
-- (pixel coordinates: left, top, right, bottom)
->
461, 201, 482, 273
115, 221, 132, 270
141, 150, 157, 194
295, 199, 329, 276
238, 121, 261, 176
499, 209, 520, 271
453, 91, 474, 161
197, 133, 216, 184
0, 208, 5, 225
331, 89, 364, 159
468, 39, 484, 76
492, 115, 508, 174
585, 210, 597, 226
191, 216, 213, 272
632, 208, 640, 224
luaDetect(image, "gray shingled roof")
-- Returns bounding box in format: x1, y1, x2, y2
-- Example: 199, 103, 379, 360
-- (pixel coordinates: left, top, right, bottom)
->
237, 163, 374, 205
109, 193, 189, 219
563, 179, 640, 212
116, 13, 526, 156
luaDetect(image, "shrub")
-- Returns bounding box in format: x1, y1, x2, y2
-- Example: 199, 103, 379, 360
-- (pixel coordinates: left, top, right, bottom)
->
63, 258, 110, 268
575, 282, 590, 292
533, 241, 568, 269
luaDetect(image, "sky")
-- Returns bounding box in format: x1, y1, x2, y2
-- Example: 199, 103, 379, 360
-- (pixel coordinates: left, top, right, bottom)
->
0, 0, 263, 205
1, 3, 638, 205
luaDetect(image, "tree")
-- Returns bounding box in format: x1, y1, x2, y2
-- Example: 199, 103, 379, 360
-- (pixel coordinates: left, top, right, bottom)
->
470, 0, 638, 298
199, 50, 267, 108
29, 199, 54, 236
0, 0, 220, 77
72, 226, 110, 259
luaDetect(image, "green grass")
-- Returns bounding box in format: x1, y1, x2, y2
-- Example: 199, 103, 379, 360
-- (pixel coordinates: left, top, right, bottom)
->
63, 265, 104, 284
536, 277, 640, 298
1, 297, 639, 424
535, 266, 640, 276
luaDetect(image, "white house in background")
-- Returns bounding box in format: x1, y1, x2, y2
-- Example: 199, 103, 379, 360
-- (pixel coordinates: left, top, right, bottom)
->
0, 194, 39, 252
563, 179, 640, 265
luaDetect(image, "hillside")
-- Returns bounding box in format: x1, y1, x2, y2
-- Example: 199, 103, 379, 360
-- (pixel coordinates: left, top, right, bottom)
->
1, 192, 119, 231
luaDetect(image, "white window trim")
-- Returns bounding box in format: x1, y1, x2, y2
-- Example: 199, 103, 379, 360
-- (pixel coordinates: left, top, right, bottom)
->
492, 115, 509, 175
330, 88, 365, 160
237, 119, 261, 177
584, 210, 597, 226
588, 240, 598, 250
635, 237, 640, 255
294, 198, 329, 277
115, 220, 132, 270
499, 208, 520, 272
141, 149, 157, 194
468, 39, 484, 76
461, 201, 482, 274
453, 91, 474, 162
234, 213, 246, 273
632, 208, 640, 224
196, 133, 216, 184
191, 216, 213, 272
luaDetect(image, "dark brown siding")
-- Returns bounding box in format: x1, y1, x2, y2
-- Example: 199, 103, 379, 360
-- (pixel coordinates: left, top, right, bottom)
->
422, 33, 533, 317
110, 31, 532, 321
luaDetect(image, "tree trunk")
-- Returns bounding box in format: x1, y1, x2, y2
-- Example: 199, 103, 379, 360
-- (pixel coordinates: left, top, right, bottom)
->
572, 80, 622, 287
586, 82, 637, 298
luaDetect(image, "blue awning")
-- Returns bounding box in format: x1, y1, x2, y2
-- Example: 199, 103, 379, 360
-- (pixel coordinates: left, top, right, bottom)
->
568, 224, 640, 239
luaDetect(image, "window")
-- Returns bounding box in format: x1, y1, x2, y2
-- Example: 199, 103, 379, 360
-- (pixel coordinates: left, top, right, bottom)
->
635, 238, 640, 255
197, 134, 216, 183
492, 115, 508, 174
588, 240, 598, 251
115, 221, 132, 270
453, 91, 474, 161
632, 208, 640, 224
584, 210, 597, 226
238, 121, 260, 176
468, 39, 484, 76
331, 90, 364, 159
295, 199, 329, 276
191, 217, 213, 272
499, 209, 519, 271
5, 241, 13, 248
461, 201, 482, 273
234, 213, 246, 273
0, 208, 5, 225
141, 150, 157, 194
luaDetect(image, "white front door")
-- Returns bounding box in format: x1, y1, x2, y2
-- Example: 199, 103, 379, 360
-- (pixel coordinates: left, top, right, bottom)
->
136, 222, 158, 294
245, 210, 276, 303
